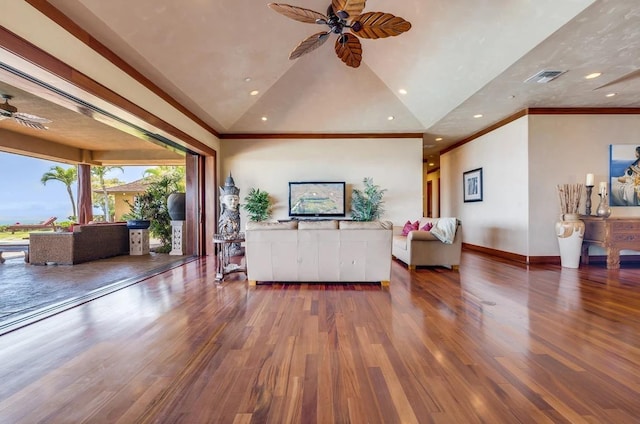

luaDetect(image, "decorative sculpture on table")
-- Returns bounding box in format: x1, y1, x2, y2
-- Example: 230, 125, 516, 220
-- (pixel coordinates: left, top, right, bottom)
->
218, 173, 244, 256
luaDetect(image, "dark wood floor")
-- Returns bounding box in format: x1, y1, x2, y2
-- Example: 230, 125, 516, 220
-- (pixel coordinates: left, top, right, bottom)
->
1, 251, 640, 423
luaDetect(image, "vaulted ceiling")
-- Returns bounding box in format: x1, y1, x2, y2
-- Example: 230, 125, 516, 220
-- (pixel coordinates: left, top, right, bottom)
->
1, 0, 640, 168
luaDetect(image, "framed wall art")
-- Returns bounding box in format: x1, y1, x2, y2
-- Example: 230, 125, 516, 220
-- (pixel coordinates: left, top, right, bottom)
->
609, 144, 640, 206
463, 168, 483, 202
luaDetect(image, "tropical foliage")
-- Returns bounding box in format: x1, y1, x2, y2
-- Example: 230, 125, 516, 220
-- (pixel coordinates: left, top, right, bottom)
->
243, 188, 271, 222
91, 166, 124, 222
40, 165, 78, 220
124, 171, 184, 253
144, 166, 186, 192
350, 177, 387, 221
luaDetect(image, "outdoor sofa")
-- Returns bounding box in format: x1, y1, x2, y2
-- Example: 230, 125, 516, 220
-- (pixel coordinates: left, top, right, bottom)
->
29, 222, 129, 265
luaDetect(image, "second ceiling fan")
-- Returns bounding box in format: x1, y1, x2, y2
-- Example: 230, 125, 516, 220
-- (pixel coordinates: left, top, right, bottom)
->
268, 0, 411, 68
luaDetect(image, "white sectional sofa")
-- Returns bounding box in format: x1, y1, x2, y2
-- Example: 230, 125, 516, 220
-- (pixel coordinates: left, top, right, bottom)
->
392, 217, 462, 270
245, 220, 393, 285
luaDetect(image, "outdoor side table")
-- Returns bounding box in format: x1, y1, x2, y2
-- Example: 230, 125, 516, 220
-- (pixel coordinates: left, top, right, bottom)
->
213, 233, 246, 282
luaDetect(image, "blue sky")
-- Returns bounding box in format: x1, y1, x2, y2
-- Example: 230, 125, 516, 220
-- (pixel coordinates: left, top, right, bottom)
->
0, 152, 149, 224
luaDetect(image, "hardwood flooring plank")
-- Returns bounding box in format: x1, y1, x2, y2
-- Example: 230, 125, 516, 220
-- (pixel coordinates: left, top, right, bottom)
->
1, 252, 640, 423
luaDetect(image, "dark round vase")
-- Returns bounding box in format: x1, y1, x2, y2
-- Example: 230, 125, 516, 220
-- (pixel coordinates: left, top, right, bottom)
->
167, 192, 186, 221
126, 220, 151, 229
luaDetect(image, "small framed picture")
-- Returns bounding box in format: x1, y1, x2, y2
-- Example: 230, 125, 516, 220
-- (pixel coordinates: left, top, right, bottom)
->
463, 168, 483, 202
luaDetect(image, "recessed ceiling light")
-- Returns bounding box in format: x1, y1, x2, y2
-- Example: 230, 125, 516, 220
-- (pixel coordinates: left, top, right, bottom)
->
261, 116, 268, 121
244, 77, 252, 82
435, 137, 443, 141
387, 116, 395, 121
585, 72, 602, 79
398, 89, 407, 95
428, 163, 435, 166
250, 90, 259, 96
606, 92, 617, 97
473, 114, 483, 118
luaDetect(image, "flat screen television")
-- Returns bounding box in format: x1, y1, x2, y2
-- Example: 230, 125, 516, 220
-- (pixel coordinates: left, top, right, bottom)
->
288, 181, 346, 218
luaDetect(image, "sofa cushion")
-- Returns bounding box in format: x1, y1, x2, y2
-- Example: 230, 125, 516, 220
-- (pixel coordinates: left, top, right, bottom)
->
298, 220, 339, 230
419, 218, 436, 229
340, 220, 393, 230
246, 221, 298, 230
392, 235, 407, 251
420, 222, 433, 232
408, 230, 440, 241
401, 220, 419, 235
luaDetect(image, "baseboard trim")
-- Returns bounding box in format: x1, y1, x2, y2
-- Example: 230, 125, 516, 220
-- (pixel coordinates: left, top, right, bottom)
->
463, 244, 640, 265
463, 244, 528, 263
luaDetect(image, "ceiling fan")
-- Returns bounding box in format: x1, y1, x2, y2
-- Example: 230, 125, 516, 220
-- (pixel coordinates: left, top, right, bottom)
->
268, 0, 411, 68
0, 94, 52, 130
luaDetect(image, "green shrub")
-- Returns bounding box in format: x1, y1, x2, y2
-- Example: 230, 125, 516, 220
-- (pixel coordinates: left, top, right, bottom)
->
124, 173, 182, 251
243, 188, 271, 222
350, 177, 387, 221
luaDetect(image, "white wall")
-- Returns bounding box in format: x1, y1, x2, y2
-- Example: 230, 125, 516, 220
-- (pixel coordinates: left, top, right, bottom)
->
529, 114, 640, 256
441, 116, 530, 255
221, 138, 423, 226
440, 113, 640, 258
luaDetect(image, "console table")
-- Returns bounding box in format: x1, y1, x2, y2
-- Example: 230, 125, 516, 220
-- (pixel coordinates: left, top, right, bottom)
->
580, 216, 640, 269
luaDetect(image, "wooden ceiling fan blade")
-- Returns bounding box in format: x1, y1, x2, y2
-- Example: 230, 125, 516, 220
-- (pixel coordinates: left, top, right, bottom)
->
268, 3, 327, 24
12, 113, 51, 130
13, 112, 52, 124
331, 0, 366, 20
289, 32, 331, 60
335, 33, 362, 68
351, 12, 411, 39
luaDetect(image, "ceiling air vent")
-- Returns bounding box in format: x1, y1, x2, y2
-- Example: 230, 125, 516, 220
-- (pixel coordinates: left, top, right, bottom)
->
524, 70, 567, 84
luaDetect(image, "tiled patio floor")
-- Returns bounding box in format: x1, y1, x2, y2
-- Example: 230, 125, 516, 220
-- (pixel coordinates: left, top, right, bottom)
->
0, 252, 195, 335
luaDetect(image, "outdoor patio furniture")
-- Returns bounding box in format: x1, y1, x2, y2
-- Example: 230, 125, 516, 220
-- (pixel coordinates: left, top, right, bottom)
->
0, 243, 29, 263
29, 222, 129, 265
7, 217, 57, 234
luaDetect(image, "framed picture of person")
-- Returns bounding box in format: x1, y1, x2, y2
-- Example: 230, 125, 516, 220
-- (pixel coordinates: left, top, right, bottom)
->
609, 145, 640, 207
463, 168, 483, 202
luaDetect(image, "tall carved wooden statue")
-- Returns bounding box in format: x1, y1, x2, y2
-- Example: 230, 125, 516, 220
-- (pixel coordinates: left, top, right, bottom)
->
218, 173, 243, 256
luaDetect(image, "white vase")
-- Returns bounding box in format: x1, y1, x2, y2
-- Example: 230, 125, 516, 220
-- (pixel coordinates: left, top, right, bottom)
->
555, 213, 585, 268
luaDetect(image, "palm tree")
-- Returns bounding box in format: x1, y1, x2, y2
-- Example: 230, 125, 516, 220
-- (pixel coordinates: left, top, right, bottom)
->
91, 166, 124, 222
144, 166, 186, 191
41, 165, 78, 219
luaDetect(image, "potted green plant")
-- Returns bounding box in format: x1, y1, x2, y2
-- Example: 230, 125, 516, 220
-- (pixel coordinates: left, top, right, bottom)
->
350, 177, 387, 221
243, 188, 272, 222
123, 192, 153, 229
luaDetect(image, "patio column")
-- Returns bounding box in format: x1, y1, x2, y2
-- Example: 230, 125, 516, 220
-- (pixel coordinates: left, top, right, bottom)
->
77, 164, 93, 224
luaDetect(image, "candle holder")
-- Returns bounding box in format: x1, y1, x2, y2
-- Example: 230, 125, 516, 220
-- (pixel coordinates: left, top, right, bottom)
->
585, 185, 594, 215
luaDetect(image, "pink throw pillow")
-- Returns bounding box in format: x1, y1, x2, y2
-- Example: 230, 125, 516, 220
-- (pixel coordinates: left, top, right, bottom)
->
401, 220, 419, 236
421, 222, 433, 232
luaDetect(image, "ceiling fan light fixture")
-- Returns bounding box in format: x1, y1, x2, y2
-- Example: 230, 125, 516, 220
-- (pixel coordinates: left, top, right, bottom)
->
268, 2, 411, 68
336, 9, 349, 19
1, 94, 18, 115
0, 94, 51, 130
